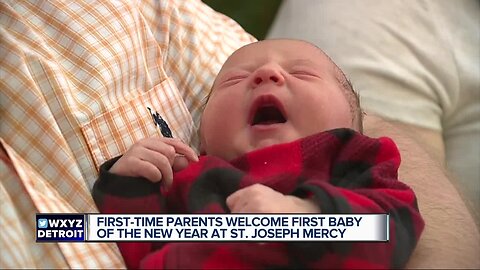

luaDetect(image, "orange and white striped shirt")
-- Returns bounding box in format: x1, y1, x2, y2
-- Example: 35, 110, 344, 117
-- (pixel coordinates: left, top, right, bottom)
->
0, 0, 254, 268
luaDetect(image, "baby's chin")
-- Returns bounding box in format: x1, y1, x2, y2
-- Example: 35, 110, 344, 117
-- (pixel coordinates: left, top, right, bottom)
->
204, 137, 301, 161
211, 140, 290, 161
250, 138, 287, 150
242, 137, 299, 155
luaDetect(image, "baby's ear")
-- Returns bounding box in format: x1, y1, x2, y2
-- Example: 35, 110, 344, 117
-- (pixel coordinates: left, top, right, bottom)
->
199, 142, 206, 156
198, 127, 207, 156
197, 117, 208, 156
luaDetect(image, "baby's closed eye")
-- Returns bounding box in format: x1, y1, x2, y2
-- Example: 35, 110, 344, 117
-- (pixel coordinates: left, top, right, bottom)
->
219, 73, 249, 87
289, 69, 320, 79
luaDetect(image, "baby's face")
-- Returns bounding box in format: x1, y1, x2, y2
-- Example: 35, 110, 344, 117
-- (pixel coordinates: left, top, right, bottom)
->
201, 39, 353, 160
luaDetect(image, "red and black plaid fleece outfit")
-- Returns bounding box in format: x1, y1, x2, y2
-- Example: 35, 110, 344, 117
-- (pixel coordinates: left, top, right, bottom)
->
93, 128, 424, 269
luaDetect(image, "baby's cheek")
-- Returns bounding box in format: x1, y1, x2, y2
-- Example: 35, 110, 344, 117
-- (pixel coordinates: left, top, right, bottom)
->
200, 113, 235, 156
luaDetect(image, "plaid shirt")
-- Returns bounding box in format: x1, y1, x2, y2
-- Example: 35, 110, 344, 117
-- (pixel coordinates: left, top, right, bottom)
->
94, 129, 425, 269
0, 0, 254, 268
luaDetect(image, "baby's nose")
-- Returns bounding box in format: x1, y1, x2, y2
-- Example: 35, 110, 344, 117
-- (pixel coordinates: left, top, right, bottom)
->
250, 64, 285, 89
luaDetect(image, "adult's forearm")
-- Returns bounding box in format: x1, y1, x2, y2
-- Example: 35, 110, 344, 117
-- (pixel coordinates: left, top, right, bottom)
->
364, 114, 480, 268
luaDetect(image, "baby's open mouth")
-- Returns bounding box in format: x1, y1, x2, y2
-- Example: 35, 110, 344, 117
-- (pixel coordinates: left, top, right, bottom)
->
249, 95, 287, 126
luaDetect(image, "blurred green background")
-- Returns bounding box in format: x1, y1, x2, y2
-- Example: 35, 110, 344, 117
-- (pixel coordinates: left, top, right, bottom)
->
203, 0, 283, 40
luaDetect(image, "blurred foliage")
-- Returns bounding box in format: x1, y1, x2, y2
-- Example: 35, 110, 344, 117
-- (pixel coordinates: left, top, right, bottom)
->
202, 0, 283, 40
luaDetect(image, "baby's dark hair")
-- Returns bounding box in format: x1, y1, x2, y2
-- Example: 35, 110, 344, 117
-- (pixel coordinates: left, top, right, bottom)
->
333, 64, 363, 133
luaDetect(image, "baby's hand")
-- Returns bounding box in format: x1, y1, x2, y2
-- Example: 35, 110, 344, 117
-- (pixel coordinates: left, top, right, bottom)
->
226, 184, 320, 213
109, 137, 198, 187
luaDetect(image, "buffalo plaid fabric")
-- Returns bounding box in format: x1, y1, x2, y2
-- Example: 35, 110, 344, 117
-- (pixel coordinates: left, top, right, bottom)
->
0, 0, 254, 268
94, 129, 425, 269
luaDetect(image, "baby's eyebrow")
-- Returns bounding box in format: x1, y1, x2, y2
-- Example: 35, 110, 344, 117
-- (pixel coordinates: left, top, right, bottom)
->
212, 68, 248, 88
217, 69, 249, 81
221, 59, 322, 76
285, 59, 321, 68
224, 63, 256, 72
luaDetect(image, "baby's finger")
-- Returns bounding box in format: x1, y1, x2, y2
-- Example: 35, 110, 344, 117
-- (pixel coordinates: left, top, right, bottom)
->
127, 157, 163, 182
141, 148, 174, 186
161, 138, 199, 162
140, 138, 177, 163
226, 189, 248, 212
233, 204, 255, 214
128, 146, 173, 184
172, 155, 189, 172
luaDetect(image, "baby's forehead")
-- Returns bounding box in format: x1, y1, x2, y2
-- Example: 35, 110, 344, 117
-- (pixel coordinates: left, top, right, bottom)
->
222, 39, 332, 70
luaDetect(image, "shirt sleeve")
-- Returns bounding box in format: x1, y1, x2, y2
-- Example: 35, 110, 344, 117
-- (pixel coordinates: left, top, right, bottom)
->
92, 156, 168, 269
290, 136, 424, 269
93, 156, 165, 214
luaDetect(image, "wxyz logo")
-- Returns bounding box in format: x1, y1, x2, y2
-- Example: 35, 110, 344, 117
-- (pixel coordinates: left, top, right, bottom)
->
48, 219, 83, 228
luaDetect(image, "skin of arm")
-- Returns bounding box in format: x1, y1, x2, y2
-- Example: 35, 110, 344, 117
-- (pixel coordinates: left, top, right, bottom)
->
364, 114, 480, 268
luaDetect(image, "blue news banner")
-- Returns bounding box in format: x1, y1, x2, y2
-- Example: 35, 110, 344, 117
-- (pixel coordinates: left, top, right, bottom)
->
37, 214, 389, 242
